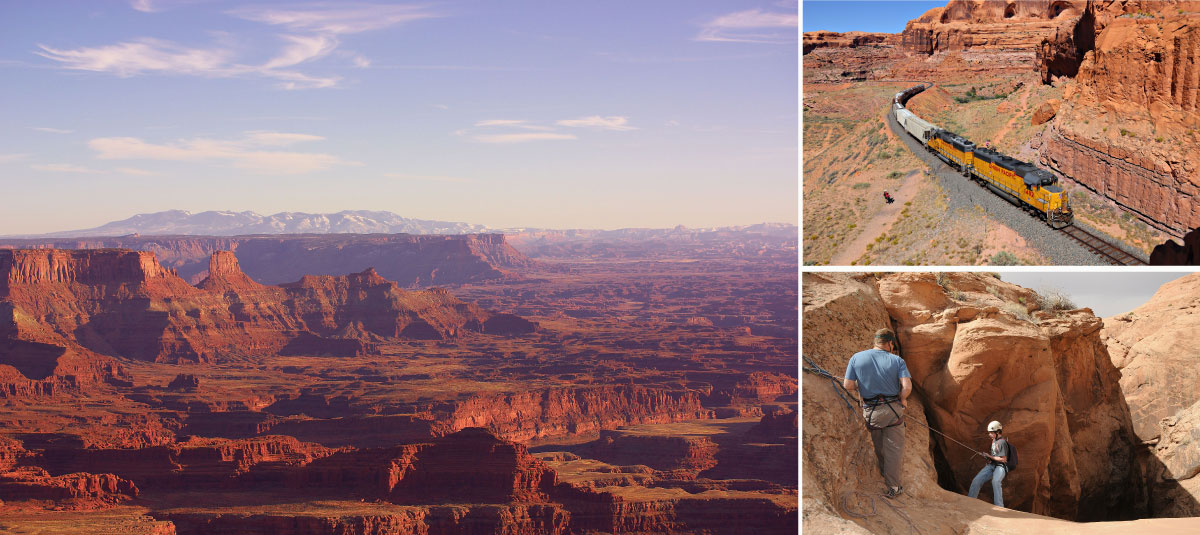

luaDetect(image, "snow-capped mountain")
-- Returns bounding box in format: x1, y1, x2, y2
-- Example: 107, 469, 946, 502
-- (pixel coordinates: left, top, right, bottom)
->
27, 210, 488, 237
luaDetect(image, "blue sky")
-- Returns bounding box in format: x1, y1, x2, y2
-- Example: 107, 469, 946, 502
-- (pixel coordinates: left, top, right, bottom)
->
803, 1, 945, 33
0, 1, 797, 234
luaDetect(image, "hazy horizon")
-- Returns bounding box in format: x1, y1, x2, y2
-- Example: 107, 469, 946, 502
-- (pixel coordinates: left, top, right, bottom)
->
0, 1, 798, 235
0, 207, 798, 237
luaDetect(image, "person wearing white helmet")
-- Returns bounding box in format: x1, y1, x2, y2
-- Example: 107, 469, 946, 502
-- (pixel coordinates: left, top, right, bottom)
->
967, 420, 1010, 507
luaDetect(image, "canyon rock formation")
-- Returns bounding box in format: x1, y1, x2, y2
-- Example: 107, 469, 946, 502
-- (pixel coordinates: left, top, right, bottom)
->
1042, 2, 1200, 237
0, 248, 535, 377
0, 233, 528, 287
803, 272, 1148, 531
0, 236, 797, 534
900, 0, 1088, 77
1103, 272, 1200, 442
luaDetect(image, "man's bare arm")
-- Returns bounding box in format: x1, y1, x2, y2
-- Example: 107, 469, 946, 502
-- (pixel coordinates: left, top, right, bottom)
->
899, 377, 912, 408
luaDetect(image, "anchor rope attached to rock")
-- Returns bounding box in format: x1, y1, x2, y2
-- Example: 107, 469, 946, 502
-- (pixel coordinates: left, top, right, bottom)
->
802, 356, 856, 411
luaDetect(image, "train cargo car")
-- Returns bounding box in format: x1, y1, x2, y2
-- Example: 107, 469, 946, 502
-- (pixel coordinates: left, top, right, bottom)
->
970, 147, 1072, 227
928, 129, 974, 169
896, 109, 934, 142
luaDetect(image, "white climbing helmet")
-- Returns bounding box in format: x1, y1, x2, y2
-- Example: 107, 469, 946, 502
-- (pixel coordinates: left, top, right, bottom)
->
987, 421, 1003, 432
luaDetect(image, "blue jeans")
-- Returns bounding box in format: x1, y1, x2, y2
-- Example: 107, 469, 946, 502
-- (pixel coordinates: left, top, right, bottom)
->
968, 463, 1006, 506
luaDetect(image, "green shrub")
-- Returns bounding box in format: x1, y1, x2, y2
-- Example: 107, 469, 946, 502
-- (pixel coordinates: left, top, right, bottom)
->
989, 251, 1021, 266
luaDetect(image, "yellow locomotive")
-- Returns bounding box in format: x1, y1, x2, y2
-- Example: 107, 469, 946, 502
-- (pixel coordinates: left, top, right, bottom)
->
892, 84, 1073, 229
969, 146, 1072, 228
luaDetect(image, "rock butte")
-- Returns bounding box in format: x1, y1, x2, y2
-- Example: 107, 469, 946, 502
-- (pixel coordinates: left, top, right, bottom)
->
0, 228, 798, 534
803, 272, 1200, 532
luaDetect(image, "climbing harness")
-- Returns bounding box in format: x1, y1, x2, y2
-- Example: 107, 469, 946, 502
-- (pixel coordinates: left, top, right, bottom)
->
802, 355, 988, 457
862, 394, 905, 431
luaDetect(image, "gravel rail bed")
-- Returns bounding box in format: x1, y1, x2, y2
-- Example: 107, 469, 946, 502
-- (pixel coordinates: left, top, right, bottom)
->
886, 111, 1105, 266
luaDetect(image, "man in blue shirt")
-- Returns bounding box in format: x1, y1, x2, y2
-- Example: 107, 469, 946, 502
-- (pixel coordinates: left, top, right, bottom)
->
844, 328, 913, 498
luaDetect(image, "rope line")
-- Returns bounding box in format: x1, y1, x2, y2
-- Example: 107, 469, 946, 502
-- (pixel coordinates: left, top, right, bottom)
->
803, 355, 988, 457
802, 356, 856, 411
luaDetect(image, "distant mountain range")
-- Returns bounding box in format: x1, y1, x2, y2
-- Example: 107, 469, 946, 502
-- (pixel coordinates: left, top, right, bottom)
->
14, 210, 488, 237
4, 210, 797, 240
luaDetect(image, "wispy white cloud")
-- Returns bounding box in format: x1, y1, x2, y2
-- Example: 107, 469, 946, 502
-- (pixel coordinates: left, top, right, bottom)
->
697, 8, 798, 44
36, 4, 435, 89
227, 3, 440, 34
88, 131, 357, 174
473, 133, 577, 144
35, 37, 341, 90
0, 154, 29, 163
556, 115, 637, 131
130, 0, 156, 13
384, 172, 474, 183
32, 163, 106, 174
33, 127, 73, 134
474, 119, 555, 131
461, 114, 637, 143
431, 104, 449, 110
262, 34, 339, 70
36, 38, 234, 77
475, 119, 527, 127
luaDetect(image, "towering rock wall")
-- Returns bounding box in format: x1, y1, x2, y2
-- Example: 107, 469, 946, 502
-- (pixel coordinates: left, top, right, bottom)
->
1041, 2, 1200, 236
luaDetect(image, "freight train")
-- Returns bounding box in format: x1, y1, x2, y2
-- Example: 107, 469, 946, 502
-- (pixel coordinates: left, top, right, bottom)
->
891, 84, 1073, 229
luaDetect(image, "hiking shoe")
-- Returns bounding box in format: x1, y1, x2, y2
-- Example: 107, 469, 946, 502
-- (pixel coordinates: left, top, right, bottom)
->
884, 486, 904, 499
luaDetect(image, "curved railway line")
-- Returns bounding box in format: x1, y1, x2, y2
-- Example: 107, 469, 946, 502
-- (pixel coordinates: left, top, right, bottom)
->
888, 80, 1149, 266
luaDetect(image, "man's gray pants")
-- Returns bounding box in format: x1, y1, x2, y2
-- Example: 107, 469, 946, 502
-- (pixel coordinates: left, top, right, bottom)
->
863, 403, 905, 489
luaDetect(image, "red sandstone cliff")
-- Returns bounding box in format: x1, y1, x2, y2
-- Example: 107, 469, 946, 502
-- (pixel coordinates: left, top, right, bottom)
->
0, 233, 530, 287
0, 248, 537, 385
1042, 2, 1200, 236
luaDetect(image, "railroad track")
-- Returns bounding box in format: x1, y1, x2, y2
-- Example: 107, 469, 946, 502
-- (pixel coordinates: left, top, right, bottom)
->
1058, 225, 1148, 265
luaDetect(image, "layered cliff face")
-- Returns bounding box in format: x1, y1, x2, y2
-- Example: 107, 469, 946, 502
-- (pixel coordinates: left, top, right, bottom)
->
802, 31, 895, 54
897, 0, 1088, 79
803, 272, 1146, 530
1041, 2, 1200, 236
19, 426, 792, 534
0, 248, 536, 382
0, 233, 529, 287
